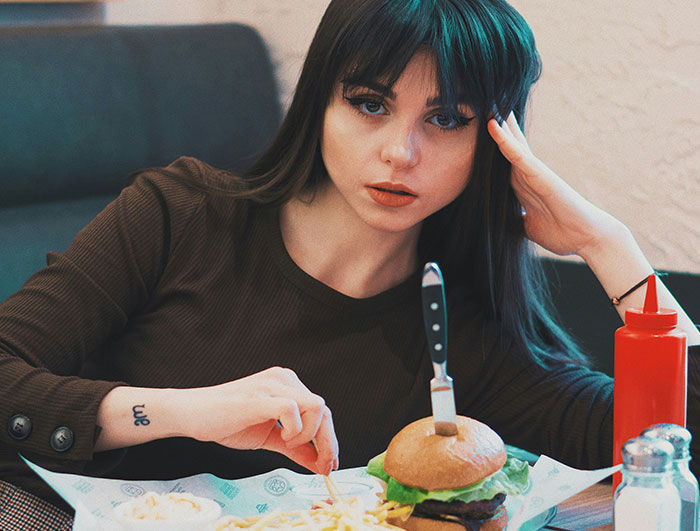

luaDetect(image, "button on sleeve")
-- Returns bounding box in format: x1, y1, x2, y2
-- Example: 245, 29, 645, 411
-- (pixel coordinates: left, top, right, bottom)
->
7, 414, 32, 440
50, 426, 74, 452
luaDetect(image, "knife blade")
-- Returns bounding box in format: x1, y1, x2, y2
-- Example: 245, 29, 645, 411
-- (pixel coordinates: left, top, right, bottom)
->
421, 262, 458, 436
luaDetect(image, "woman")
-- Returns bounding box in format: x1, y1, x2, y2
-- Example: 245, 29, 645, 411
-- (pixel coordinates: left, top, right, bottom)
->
2, 0, 699, 527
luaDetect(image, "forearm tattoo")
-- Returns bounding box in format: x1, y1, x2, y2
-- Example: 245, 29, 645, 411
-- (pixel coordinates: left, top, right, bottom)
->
132, 404, 150, 426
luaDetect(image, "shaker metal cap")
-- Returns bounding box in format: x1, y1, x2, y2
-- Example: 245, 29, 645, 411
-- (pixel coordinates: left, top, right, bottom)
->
641, 423, 692, 460
622, 436, 675, 472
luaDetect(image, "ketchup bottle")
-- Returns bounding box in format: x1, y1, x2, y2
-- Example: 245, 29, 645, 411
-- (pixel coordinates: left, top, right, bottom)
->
613, 274, 688, 491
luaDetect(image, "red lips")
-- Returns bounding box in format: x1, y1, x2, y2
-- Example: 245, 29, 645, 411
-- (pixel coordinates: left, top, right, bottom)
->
366, 182, 417, 207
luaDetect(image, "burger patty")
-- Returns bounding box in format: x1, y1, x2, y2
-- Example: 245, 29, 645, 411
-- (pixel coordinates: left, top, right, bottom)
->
413, 492, 506, 521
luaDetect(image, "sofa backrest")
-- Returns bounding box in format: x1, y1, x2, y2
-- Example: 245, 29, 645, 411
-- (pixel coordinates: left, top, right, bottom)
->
0, 23, 282, 301
0, 23, 282, 208
542, 259, 699, 377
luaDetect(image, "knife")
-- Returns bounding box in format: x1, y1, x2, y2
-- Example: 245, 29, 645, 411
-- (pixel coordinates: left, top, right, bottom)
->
421, 262, 458, 436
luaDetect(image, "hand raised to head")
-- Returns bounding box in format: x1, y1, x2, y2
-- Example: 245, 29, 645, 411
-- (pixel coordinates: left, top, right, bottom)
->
487, 112, 623, 261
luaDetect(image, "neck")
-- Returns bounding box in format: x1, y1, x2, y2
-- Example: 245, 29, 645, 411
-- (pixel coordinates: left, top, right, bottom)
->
280, 186, 421, 299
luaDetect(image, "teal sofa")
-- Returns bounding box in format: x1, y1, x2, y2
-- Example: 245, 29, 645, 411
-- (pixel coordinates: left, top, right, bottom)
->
0, 23, 281, 302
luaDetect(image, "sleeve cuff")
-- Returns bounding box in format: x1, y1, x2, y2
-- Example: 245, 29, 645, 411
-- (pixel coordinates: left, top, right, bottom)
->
3, 375, 125, 462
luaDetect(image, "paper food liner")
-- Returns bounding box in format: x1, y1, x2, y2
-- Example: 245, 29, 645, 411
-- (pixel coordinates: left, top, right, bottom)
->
21, 455, 620, 530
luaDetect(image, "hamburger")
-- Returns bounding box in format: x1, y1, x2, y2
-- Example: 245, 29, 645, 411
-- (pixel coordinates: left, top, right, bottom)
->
366, 416, 529, 530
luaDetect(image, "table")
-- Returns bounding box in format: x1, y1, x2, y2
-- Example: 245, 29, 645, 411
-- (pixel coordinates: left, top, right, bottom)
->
544, 481, 613, 531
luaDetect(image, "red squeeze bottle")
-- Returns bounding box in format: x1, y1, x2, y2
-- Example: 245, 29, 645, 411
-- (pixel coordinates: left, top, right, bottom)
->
613, 274, 688, 491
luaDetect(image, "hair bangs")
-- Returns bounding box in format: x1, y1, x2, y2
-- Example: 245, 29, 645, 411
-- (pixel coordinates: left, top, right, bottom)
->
429, 0, 542, 120
324, 0, 540, 122
331, 1, 430, 97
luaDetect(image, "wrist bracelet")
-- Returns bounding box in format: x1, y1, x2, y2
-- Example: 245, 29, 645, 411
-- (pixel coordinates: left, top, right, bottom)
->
610, 272, 665, 306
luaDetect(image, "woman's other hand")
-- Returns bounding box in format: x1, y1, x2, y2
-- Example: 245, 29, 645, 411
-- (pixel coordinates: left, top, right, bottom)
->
487, 112, 623, 262
487, 113, 700, 342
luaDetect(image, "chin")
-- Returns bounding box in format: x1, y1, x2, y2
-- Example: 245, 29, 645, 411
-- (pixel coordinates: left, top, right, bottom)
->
360, 210, 425, 235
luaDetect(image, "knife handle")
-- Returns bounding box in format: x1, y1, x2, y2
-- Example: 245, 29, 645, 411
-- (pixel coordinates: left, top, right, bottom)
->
422, 283, 447, 364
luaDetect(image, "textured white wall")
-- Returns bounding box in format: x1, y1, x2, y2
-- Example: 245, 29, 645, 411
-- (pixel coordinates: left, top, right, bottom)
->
509, 0, 700, 273
106, 0, 700, 273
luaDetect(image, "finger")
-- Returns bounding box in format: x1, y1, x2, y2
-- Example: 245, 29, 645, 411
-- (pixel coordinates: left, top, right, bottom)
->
261, 428, 322, 473
285, 442, 324, 474
487, 118, 528, 166
265, 382, 324, 445
262, 411, 339, 475
312, 407, 339, 475
284, 395, 326, 448
504, 111, 528, 146
272, 397, 303, 441
266, 373, 325, 447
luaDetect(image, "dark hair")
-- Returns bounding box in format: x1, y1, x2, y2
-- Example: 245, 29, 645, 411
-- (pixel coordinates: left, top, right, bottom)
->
181, 0, 586, 367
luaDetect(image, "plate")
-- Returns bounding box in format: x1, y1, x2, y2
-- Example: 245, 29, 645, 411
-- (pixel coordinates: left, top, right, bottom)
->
514, 505, 557, 531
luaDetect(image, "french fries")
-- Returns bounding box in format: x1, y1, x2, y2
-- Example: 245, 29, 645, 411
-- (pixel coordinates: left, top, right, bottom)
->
213, 475, 408, 530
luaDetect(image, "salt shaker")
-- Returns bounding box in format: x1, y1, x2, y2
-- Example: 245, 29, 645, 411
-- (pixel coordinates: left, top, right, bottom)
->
614, 436, 681, 531
642, 424, 699, 531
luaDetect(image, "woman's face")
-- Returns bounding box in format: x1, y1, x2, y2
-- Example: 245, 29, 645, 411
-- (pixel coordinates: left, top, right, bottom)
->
320, 50, 479, 234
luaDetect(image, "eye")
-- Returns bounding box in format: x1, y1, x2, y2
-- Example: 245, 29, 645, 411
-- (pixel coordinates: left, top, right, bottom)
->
428, 113, 474, 130
433, 114, 457, 128
361, 100, 384, 114
345, 96, 387, 116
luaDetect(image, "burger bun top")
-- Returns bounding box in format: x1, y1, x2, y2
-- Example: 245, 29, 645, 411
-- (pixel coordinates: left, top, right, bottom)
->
384, 416, 506, 491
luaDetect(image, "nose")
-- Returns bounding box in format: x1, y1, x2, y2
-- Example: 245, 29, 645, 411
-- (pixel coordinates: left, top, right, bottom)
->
380, 122, 420, 169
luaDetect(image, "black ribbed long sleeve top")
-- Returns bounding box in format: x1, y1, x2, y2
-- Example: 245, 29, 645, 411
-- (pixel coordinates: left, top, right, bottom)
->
2, 157, 698, 511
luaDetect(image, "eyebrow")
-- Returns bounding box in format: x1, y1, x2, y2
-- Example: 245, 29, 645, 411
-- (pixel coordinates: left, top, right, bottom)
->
342, 80, 468, 109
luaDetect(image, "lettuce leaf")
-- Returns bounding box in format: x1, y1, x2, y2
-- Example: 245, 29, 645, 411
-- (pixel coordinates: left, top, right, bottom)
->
366, 452, 529, 505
